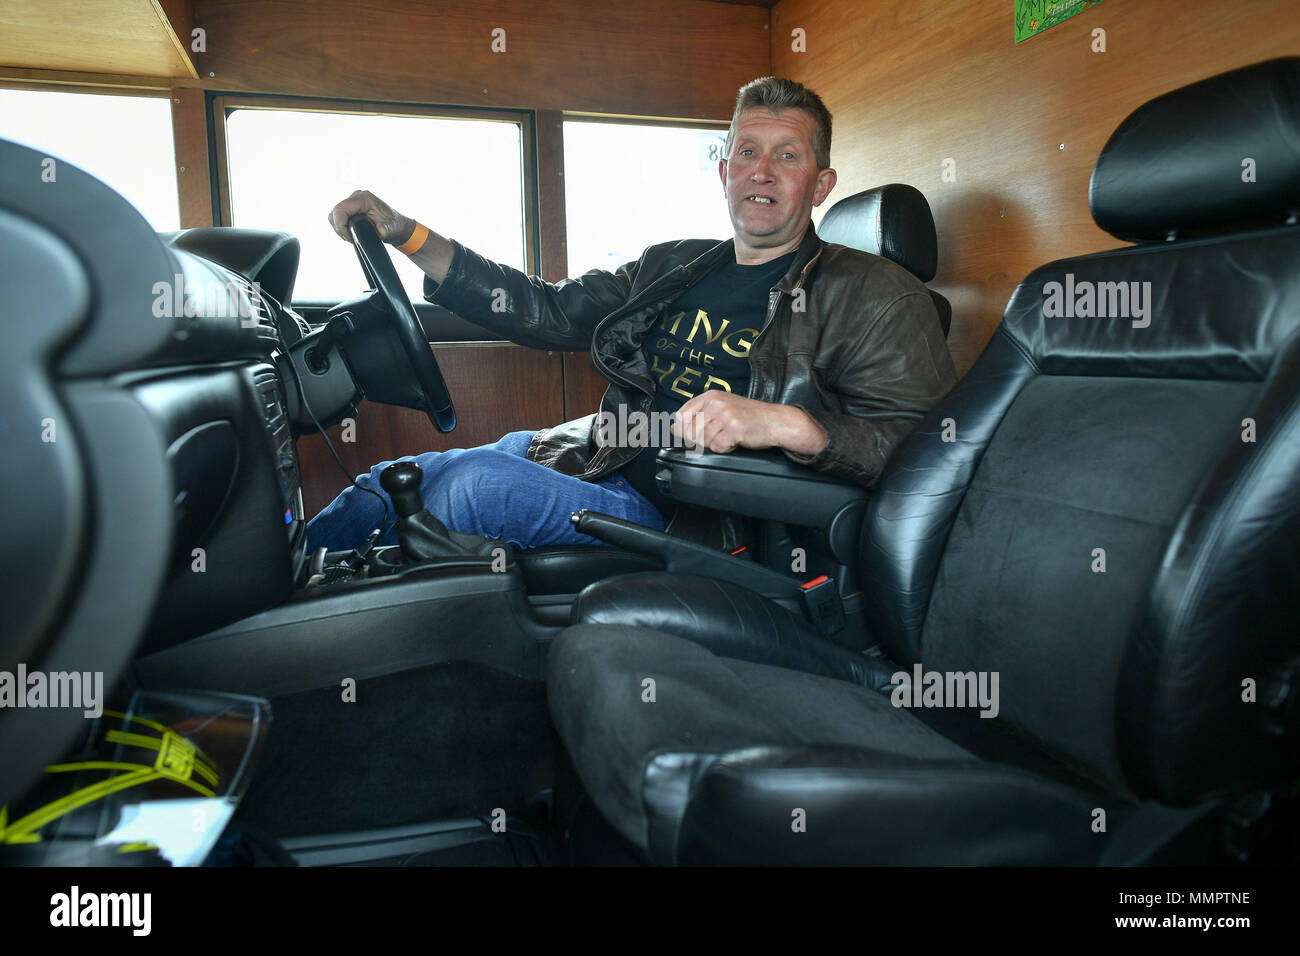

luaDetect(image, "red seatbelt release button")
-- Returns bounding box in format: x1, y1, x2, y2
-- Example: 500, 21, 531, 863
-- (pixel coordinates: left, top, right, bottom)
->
798, 575, 843, 634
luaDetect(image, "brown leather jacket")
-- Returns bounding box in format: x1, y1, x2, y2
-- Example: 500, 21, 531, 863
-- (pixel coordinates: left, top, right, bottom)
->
425, 222, 957, 547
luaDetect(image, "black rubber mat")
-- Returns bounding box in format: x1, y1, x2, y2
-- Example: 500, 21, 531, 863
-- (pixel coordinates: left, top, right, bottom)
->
234, 661, 558, 837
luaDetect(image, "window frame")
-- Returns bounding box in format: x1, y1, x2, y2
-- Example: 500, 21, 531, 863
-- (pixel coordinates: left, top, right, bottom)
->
560, 112, 730, 148
0, 79, 171, 96
212, 93, 539, 275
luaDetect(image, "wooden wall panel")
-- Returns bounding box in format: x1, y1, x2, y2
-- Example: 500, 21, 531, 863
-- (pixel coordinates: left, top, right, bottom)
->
561, 351, 608, 421
535, 108, 568, 281
772, 0, 1300, 375
185, 0, 770, 118
170, 85, 213, 226
296, 342, 565, 516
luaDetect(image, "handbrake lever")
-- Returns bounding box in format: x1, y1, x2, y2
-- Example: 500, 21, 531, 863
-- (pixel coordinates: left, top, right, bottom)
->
570, 509, 843, 630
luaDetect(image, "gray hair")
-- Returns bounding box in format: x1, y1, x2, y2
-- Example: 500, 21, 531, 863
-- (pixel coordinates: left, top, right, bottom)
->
724, 77, 833, 170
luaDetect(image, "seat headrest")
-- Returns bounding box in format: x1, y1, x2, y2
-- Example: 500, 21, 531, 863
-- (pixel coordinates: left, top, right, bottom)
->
817, 183, 938, 281
1090, 57, 1300, 243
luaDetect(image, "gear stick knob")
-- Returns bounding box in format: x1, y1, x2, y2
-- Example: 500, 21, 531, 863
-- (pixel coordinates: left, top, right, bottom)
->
379, 461, 426, 518
378, 460, 452, 561
375, 460, 502, 565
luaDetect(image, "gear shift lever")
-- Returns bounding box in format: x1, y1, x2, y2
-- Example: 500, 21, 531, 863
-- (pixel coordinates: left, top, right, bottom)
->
378, 461, 502, 563
380, 461, 430, 520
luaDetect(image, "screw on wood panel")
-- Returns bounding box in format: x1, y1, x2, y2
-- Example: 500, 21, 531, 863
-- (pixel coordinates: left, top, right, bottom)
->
1059, 143, 1065, 150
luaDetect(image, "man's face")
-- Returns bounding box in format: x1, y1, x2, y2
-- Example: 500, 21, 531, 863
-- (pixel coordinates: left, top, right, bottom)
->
719, 107, 836, 258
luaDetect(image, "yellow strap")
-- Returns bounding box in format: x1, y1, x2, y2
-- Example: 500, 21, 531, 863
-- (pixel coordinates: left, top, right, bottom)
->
395, 221, 430, 255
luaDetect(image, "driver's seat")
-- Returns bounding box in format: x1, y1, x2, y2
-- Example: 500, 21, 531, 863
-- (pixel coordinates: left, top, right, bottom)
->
517, 183, 951, 618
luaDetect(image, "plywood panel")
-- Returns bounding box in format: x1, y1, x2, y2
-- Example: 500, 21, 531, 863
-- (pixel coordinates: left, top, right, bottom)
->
186, 0, 770, 118
772, 0, 1300, 375
562, 351, 608, 421
154, 0, 198, 73
170, 85, 213, 226
536, 108, 568, 281
0, 0, 196, 77
297, 342, 566, 517
152, 0, 200, 78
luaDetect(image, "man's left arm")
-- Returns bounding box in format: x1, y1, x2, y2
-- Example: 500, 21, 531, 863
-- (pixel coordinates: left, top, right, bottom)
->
674, 291, 956, 486
785, 290, 957, 485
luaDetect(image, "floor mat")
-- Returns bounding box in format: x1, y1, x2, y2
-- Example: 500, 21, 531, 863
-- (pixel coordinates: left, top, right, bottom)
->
233, 660, 558, 837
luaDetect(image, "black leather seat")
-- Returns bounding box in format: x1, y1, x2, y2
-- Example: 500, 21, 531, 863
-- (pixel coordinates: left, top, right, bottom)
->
517, 182, 951, 605
547, 58, 1300, 864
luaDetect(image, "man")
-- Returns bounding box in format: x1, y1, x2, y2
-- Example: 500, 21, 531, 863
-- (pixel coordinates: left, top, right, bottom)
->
306, 77, 956, 554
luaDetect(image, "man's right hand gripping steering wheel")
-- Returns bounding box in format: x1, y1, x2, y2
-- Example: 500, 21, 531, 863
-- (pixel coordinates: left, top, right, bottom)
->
328, 189, 455, 283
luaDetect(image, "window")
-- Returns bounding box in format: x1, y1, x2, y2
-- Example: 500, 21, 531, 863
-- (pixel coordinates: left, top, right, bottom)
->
562, 120, 732, 276
0, 88, 179, 231
222, 104, 528, 303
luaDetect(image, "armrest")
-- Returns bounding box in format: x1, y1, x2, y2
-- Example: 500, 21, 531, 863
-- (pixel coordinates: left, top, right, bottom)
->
654, 447, 870, 564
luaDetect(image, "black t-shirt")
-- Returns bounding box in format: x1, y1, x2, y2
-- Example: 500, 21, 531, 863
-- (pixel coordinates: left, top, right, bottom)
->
622, 250, 798, 516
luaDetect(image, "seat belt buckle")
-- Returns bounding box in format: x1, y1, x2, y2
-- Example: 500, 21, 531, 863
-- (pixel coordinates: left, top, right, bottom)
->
799, 575, 844, 635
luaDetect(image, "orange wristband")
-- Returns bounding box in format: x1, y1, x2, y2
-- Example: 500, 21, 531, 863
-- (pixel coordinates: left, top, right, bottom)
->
395, 221, 430, 255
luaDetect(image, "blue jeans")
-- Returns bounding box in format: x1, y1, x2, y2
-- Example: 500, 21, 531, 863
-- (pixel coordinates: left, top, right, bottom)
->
305, 430, 666, 553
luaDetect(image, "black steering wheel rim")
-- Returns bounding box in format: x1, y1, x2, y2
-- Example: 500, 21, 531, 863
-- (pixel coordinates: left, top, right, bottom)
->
349, 216, 456, 432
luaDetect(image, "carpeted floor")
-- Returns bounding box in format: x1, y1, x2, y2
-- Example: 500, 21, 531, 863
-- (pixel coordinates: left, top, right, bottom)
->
234, 660, 558, 838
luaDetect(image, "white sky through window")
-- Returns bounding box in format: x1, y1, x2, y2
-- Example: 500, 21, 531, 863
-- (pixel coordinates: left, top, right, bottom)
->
563, 120, 732, 276
226, 108, 525, 302
0, 88, 179, 231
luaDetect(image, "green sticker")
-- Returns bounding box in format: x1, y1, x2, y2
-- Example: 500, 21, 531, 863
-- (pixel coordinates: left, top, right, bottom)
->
1014, 0, 1106, 43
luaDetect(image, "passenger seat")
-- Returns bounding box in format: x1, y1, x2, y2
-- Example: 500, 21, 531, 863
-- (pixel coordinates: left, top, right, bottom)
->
547, 57, 1300, 864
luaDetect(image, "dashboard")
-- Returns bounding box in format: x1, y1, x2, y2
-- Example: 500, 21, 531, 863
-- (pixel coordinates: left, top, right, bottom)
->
0, 130, 343, 807
131, 235, 321, 652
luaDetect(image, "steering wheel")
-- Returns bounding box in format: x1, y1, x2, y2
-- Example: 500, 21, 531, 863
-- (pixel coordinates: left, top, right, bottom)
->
348, 216, 456, 432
